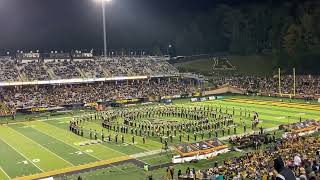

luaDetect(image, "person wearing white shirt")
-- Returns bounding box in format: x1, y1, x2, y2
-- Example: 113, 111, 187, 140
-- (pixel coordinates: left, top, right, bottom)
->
294, 154, 302, 167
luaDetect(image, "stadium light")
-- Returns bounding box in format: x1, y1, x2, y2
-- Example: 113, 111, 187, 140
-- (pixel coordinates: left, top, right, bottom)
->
96, 0, 112, 59
95, 0, 112, 3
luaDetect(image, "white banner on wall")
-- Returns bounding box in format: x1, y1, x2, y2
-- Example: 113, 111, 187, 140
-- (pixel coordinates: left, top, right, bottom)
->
191, 98, 198, 102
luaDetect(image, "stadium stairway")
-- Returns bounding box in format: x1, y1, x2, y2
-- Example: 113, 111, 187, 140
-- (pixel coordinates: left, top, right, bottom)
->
125, 67, 134, 76
144, 66, 153, 75
76, 67, 87, 78
101, 67, 111, 77
15, 65, 27, 81
44, 64, 57, 80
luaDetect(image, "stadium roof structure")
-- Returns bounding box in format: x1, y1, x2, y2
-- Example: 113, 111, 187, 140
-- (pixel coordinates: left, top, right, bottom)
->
212, 57, 236, 71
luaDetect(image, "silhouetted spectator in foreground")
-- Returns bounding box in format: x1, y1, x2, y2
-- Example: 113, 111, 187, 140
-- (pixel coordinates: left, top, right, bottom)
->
274, 156, 296, 180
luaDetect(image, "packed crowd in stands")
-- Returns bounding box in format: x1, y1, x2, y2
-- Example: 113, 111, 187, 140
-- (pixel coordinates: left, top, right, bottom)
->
212, 75, 320, 97
1, 56, 320, 97
0, 56, 179, 81
18, 61, 50, 81
46, 60, 81, 79
1, 55, 320, 111
0, 58, 20, 82
178, 135, 320, 180
0, 79, 193, 108
229, 132, 273, 149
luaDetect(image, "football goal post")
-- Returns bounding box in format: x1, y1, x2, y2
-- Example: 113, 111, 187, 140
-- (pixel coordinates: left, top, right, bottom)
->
278, 68, 296, 97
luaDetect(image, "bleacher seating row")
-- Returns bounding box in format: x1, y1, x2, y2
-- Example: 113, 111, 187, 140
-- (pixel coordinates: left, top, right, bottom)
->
0, 56, 179, 82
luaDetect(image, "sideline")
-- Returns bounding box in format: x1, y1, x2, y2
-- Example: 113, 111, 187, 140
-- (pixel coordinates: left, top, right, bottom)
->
0, 167, 11, 179
12, 156, 131, 180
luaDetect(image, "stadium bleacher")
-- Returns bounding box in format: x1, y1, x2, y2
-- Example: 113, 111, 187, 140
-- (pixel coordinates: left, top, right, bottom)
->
0, 55, 184, 112
211, 75, 320, 97
0, 56, 179, 82
0, 58, 20, 82
0, 79, 194, 108
0, 54, 320, 112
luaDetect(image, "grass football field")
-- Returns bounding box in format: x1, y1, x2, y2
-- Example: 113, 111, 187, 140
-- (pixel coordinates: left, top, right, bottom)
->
0, 96, 319, 180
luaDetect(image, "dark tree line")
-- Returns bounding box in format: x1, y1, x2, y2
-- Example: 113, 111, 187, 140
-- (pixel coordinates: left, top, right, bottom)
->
154, 0, 320, 73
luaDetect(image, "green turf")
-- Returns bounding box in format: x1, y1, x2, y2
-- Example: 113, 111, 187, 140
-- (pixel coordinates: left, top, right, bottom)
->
56, 151, 246, 180
0, 126, 71, 172
55, 163, 148, 180
30, 121, 126, 160
81, 121, 162, 152
0, 139, 40, 179
138, 152, 175, 165
10, 124, 97, 166
44, 119, 152, 155
0, 167, 10, 180
0, 96, 319, 179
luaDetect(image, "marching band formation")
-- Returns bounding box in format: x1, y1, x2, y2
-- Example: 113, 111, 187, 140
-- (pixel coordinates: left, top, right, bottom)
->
69, 105, 261, 145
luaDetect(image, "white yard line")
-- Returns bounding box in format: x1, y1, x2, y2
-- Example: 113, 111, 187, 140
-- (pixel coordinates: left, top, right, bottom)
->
83, 121, 162, 153
0, 136, 44, 172
131, 127, 279, 161
130, 143, 152, 152
98, 143, 128, 157
297, 113, 306, 115
37, 128, 102, 161
11, 128, 75, 167
129, 147, 174, 159
31, 120, 128, 157
12, 124, 127, 174
38, 128, 129, 173
130, 149, 162, 159
110, 164, 126, 173
6, 117, 68, 125
219, 126, 278, 141
0, 167, 10, 179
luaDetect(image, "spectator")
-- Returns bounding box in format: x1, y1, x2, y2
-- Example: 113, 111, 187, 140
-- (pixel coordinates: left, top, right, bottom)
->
274, 156, 296, 180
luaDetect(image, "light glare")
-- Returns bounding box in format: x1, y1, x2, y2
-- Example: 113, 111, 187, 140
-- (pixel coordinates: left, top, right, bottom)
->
95, 0, 112, 3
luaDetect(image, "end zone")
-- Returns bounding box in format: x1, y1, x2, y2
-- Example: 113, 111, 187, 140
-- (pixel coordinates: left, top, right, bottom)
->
12, 155, 131, 180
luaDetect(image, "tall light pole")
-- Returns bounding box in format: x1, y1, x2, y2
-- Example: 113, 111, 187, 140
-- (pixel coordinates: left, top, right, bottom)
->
101, 0, 111, 59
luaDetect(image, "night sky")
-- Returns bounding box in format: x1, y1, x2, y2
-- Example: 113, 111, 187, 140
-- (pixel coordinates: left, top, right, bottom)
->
0, 0, 257, 51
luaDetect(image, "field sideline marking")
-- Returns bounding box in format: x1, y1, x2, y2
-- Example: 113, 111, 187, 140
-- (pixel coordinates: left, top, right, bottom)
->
11, 156, 131, 180
64, 121, 140, 156
45, 118, 161, 153
0, 134, 44, 172
32, 125, 103, 161
9, 127, 75, 167
202, 100, 319, 121
39, 120, 161, 172
38, 120, 129, 157
36, 121, 160, 172
83, 121, 163, 150
109, 164, 126, 173
226, 98, 320, 111
0, 167, 10, 179
207, 100, 317, 115
28, 123, 131, 173
4, 117, 68, 125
